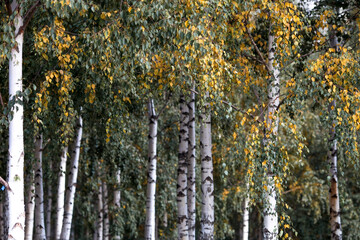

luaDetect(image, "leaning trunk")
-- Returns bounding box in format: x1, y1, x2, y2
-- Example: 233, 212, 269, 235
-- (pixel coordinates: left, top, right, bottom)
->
187, 85, 196, 240
145, 99, 158, 240
34, 134, 46, 240
329, 30, 342, 240
200, 93, 214, 240
55, 147, 68, 239
8, 13, 25, 240
25, 172, 35, 240
177, 94, 189, 240
263, 33, 279, 240
60, 116, 83, 240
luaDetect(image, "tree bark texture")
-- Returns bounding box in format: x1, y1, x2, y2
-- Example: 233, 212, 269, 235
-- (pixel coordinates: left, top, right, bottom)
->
34, 134, 46, 240
8, 12, 25, 240
46, 162, 52, 240
102, 182, 110, 240
60, 116, 83, 240
145, 99, 158, 240
55, 147, 68, 239
200, 93, 214, 240
263, 33, 279, 240
97, 184, 104, 240
242, 190, 249, 240
187, 86, 196, 240
113, 169, 121, 240
25, 172, 35, 240
177, 94, 189, 240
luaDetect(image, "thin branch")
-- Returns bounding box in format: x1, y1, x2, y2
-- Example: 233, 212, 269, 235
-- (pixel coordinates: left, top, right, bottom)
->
0, 176, 13, 194
156, 92, 172, 118
17, 0, 41, 36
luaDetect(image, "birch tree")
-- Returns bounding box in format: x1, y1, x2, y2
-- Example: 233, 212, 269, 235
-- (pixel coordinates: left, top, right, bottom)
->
25, 172, 35, 240
177, 94, 189, 240
113, 169, 121, 240
102, 182, 110, 240
55, 147, 68, 239
34, 134, 46, 240
200, 93, 214, 240
187, 86, 196, 240
60, 116, 83, 240
145, 99, 158, 240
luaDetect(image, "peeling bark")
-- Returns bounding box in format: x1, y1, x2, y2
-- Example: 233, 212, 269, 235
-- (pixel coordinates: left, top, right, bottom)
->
145, 99, 158, 240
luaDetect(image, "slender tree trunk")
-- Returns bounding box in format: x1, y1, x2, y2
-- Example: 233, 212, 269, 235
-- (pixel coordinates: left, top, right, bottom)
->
97, 184, 104, 240
0, 200, 3, 240
60, 116, 83, 240
102, 182, 110, 240
145, 99, 158, 240
263, 33, 279, 240
329, 30, 342, 240
34, 134, 46, 240
178, 94, 189, 240
25, 171, 35, 240
55, 147, 68, 239
200, 93, 214, 240
46, 162, 53, 240
113, 169, 121, 240
242, 189, 249, 240
187, 85, 196, 240
8, 13, 25, 240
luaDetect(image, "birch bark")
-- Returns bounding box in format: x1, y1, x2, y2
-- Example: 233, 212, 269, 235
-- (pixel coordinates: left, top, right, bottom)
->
46, 163, 53, 240
97, 184, 104, 240
263, 33, 279, 240
25, 172, 35, 240
102, 182, 110, 240
242, 194, 249, 240
8, 12, 25, 240
187, 86, 196, 240
113, 169, 121, 240
60, 116, 83, 240
34, 134, 46, 240
200, 93, 214, 240
55, 147, 68, 239
329, 30, 342, 240
177, 94, 189, 240
145, 99, 158, 240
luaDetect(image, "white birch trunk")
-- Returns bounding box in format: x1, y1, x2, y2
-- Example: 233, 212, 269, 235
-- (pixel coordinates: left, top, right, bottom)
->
200, 93, 214, 240
60, 116, 83, 240
113, 169, 121, 240
46, 163, 52, 240
25, 172, 35, 240
34, 134, 46, 240
263, 33, 279, 240
55, 147, 68, 239
97, 184, 104, 240
8, 12, 25, 240
177, 94, 189, 240
145, 99, 158, 240
242, 193, 249, 240
102, 182, 110, 240
187, 86, 196, 240
329, 30, 342, 240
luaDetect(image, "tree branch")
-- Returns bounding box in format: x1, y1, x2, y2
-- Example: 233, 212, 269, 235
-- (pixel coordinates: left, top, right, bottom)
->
16, 0, 41, 36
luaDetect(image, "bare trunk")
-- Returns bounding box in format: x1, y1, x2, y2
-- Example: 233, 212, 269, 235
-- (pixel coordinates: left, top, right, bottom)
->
60, 116, 83, 240
8, 13, 25, 240
113, 169, 121, 240
263, 33, 279, 240
187, 85, 196, 240
34, 134, 46, 240
97, 184, 104, 240
178, 94, 189, 240
46, 162, 53, 240
25, 171, 35, 240
328, 29, 342, 240
55, 147, 68, 239
200, 93, 214, 240
145, 99, 158, 240
102, 182, 110, 240
242, 192, 249, 240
